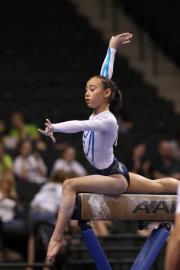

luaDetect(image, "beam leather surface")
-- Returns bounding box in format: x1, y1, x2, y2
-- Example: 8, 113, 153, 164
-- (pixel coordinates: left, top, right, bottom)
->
74, 193, 177, 221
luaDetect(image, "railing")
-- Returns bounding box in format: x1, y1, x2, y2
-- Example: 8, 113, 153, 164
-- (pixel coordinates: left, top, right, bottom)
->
0, 232, 163, 269
0, 263, 54, 269
66, 232, 163, 270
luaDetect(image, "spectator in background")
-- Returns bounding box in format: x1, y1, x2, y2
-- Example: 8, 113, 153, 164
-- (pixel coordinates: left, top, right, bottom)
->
13, 140, 47, 183
171, 129, 180, 161
0, 120, 7, 139
0, 140, 13, 178
51, 145, 86, 176
91, 221, 112, 237
26, 170, 76, 270
117, 109, 133, 134
0, 172, 17, 201
0, 119, 17, 151
9, 112, 38, 141
131, 143, 151, 178
136, 141, 177, 236
151, 140, 180, 180
34, 133, 48, 153
0, 172, 26, 260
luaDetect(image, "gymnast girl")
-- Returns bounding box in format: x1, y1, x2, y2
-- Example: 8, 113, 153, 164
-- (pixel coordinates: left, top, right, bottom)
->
38, 33, 178, 262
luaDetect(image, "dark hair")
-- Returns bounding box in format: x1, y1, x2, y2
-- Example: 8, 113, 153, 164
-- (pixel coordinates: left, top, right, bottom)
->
51, 170, 78, 183
92, 75, 122, 117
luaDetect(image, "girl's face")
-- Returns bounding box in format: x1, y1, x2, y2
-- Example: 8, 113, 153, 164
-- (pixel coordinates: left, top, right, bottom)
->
20, 141, 32, 157
85, 77, 110, 109
0, 179, 13, 194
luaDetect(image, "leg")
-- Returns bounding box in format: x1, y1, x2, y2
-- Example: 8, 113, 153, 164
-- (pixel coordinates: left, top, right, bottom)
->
46, 174, 127, 262
26, 234, 35, 270
91, 221, 111, 236
128, 172, 178, 193
165, 214, 180, 270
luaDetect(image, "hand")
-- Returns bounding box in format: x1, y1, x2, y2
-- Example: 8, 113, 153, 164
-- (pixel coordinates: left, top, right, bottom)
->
109, 32, 133, 49
38, 119, 56, 143
46, 235, 66, 263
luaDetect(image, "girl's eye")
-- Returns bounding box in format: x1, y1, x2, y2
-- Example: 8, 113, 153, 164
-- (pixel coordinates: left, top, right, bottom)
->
85, 85, 97, 92
90, 86, 97, 91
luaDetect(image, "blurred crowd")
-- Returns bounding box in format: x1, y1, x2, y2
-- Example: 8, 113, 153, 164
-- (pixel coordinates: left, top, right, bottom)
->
130, 138, 180, 180
0, 111, 111, 269
0, 111, 180, 268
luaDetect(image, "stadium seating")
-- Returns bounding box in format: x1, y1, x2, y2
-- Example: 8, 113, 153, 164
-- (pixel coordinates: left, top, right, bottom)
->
117, 0, 180, 66
0, 1, 179, 268
0, 1, 179, 163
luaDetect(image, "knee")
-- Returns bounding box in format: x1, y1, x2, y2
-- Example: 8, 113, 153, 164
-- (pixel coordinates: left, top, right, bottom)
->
166, 178, 179, 187
168, 177, 178, 182
158, 177, 178, 192
62, 178, 75, 193
169, 177, 179, 189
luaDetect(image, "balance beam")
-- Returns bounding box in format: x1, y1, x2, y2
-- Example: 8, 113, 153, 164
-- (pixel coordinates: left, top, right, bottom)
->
73, 193, 177, 221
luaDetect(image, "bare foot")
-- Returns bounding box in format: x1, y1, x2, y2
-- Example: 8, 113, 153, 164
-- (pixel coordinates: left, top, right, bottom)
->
46, 235, 66, 263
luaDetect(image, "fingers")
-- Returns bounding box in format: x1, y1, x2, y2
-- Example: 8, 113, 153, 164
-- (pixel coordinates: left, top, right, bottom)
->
38, 129, 48, 136
46, 255, 55, 264
123, 40, 131, 44
109, 32, 133, 49
117, 33, 133, 40
123, 34, 133, 39
115, 32, 133, 39
50, 135, 56, 144
119, 35, 133, 43
46, 118, 52, 125
45, 122, 52, 129
114, 32, 130, 37
118, 34, 133, 45
110, 33, 132, 41
38, 129, 56, 143
45, 119, 54, 134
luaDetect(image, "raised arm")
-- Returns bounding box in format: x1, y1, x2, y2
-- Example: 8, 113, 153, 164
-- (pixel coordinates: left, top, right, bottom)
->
100, 33, 133, 79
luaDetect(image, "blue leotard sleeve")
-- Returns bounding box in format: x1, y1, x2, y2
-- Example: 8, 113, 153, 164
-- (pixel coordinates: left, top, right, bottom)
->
100, 47, 116, 79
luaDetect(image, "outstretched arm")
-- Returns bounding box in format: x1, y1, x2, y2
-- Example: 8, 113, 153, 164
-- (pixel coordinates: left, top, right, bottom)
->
100, 32, 133, 79
38, 116, 116, 142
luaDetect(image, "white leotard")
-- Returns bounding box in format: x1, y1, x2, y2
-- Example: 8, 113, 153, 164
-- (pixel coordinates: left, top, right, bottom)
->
176, 183, 180, 214
53, 111, 118, 169
52, 47, 118, 169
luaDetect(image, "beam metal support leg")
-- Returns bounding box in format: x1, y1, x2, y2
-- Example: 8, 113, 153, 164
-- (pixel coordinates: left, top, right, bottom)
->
131, 223, 171, 270
79, 220, 112, 270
